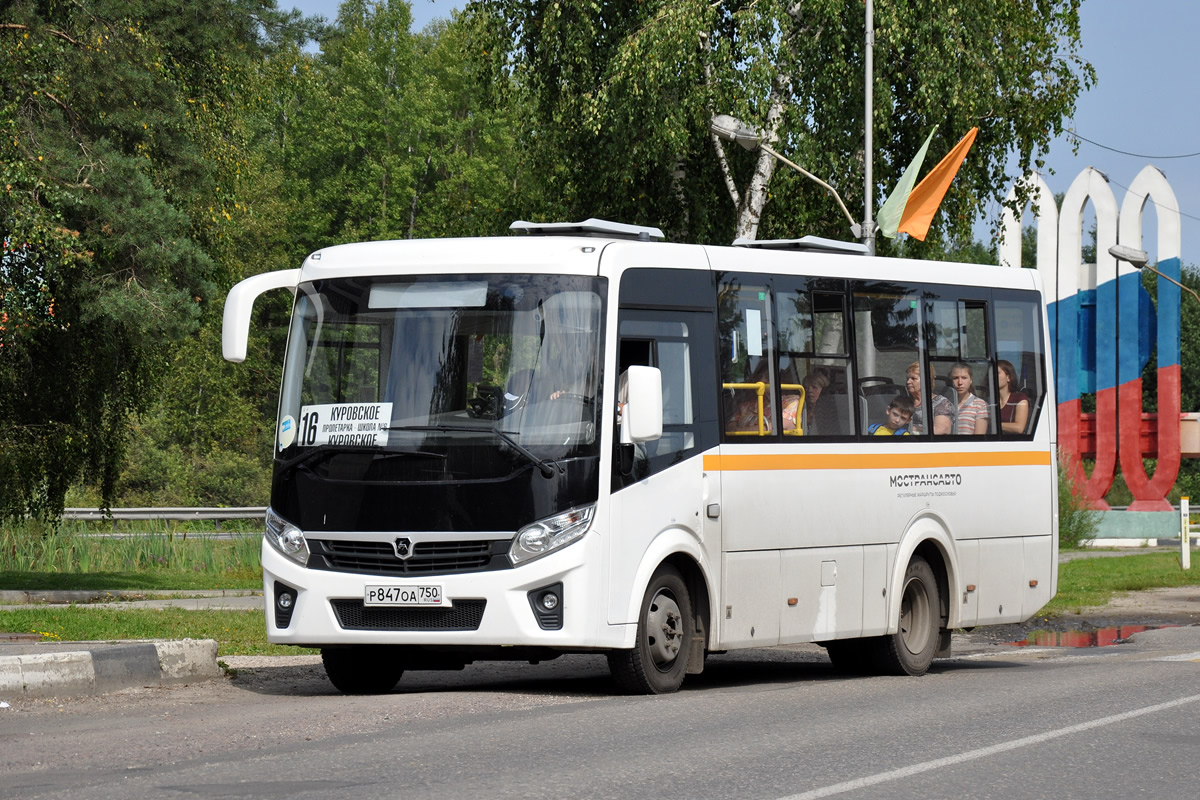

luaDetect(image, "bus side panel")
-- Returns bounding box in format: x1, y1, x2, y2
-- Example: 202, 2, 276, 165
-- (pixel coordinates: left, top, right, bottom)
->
975, 537, 1025, 624
1023, 535, 1054, 617
780, 546, 864, 643
720, 551, 781, 648
605, 455, 709, 626
861, 544, 891, 637
957, 539, 980, 628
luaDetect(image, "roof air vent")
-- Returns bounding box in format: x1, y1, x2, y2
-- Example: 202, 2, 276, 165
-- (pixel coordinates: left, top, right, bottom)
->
510, 218, 665, 242
732, 236, 868, 255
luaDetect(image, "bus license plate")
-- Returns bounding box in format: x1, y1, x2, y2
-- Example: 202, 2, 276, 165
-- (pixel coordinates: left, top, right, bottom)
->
364, 585, 444, 606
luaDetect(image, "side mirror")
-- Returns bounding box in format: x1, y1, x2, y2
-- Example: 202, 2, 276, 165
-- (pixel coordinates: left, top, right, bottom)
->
222, 269, 301, 362
620, 365, 663, 443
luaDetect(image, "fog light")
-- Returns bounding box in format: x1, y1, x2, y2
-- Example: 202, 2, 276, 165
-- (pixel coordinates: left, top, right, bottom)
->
527, 582, 564, 630
273, 581, 297, 629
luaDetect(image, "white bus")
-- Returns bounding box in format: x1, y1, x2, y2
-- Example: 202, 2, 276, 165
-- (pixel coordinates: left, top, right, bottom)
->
223, 219, 1056, 694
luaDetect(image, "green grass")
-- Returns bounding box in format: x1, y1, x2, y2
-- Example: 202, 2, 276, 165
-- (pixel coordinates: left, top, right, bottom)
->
1041, 552, 1200, 615
0, 526, 262, 575
0, 607, 316, 656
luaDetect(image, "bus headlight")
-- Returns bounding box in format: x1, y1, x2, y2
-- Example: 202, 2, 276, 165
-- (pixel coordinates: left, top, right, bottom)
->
265, 507, 310, 566
510, 505, 595, 566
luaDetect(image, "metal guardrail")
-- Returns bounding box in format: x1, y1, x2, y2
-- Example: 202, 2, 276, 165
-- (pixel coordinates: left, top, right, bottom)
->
63, 507, 266, 531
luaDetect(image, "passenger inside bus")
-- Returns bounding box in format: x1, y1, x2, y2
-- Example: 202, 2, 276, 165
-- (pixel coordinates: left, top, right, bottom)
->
725, 359, 774, 435
997, 359, 1030, 434
868, 394, 914, 436
950, 362, 989, 434
906, 361, 953, 435
787, 367, 830, 435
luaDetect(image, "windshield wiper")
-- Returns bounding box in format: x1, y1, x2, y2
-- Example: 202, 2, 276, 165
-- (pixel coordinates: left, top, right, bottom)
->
278, 444, 445, 472
386, 424, 563, 478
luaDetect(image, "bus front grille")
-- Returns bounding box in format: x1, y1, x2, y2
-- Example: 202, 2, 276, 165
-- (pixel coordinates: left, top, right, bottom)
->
330, 599, 487, 631
310, 539, 506, 576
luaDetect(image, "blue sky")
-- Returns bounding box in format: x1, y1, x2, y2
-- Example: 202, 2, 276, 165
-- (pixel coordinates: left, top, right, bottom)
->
285, 1, 1199, 265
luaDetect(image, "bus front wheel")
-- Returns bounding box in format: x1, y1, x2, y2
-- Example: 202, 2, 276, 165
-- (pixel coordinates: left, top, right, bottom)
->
321, 646, 405, 694
874, 556, 940, 676
607, 565, 693, 694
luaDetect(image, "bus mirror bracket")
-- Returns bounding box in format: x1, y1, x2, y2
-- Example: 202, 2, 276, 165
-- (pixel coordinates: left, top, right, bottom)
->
222, 269, 301, 362
619, 365, 663, 444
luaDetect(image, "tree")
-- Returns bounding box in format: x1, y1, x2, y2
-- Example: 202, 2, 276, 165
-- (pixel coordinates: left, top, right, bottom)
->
468, 0, 1093, 247
0, 0, 313, 519
266, 2, 534, 248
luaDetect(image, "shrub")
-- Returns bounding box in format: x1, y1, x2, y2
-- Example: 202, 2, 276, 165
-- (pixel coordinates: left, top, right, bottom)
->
1058, 450, 1100, 549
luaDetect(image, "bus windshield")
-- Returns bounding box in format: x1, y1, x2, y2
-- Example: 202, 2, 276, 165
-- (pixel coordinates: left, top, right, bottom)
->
277, 274, 606, 477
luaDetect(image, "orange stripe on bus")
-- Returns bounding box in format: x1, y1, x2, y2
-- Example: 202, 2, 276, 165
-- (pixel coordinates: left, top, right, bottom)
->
702, 451, 1052, 471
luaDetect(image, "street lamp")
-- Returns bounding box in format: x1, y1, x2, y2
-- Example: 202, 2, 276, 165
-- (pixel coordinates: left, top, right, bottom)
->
710, 114, 862, 239
1108, 244, 1200, 304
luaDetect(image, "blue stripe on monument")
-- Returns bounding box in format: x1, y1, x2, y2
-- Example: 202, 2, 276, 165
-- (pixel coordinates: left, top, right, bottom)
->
1157, 256, 1181, 368
1117, 271, 1145, 384
1095, 277, 1117, 391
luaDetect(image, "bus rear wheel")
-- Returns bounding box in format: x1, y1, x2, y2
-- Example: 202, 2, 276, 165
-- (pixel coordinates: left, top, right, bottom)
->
874, 556, 940, 676
321, 646, 405, 694
607, 565, 693, 694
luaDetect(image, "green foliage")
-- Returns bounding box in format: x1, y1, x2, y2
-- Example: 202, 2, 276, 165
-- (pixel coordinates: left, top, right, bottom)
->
470, 0, 1093, 245
0, 0, 309, 519
1059, 450, 1099, 549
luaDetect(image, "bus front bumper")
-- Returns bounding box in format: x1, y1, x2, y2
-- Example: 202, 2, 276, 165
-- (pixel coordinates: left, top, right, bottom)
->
259, 533, 621, 650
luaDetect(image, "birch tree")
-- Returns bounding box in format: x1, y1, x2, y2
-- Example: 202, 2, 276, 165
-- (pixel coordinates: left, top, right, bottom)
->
469, 0, 1092, 245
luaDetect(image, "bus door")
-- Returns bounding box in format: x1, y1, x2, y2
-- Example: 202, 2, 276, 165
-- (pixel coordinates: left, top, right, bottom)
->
606, 299, 720, 627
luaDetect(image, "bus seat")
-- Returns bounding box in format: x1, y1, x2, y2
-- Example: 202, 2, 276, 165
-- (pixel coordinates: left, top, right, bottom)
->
816, 388, 851, 435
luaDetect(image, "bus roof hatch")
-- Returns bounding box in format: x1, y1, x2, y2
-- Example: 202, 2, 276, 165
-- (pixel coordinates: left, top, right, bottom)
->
732, 236, 868, 255
510, 218, 666, 242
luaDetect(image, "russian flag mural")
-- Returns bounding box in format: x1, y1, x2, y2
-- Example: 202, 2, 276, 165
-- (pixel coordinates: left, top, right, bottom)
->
1001, 166, 1182, 511
1118, 167, 1182, 511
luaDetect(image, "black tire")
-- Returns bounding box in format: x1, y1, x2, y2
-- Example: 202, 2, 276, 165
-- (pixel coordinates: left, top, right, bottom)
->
607, 565, 693, 694
321, 646, 405, 694
872, 556, 940, 676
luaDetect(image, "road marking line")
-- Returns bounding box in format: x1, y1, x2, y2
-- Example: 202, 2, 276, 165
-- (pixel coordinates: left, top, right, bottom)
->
1151, 652, 1200, 662
777, 693, 1200, 800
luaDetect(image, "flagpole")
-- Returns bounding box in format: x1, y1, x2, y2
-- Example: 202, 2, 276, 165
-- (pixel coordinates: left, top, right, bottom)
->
863, 0, 875, 255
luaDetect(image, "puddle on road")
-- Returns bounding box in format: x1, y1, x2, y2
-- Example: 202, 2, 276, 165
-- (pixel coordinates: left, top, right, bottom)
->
1006, 625, 1177, 648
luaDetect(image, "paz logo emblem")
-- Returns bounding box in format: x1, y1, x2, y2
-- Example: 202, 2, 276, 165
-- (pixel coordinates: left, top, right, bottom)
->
393, 537, 413, 560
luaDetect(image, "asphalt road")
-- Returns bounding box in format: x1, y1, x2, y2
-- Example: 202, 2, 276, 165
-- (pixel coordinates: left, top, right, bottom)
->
3, 624, 1199, 800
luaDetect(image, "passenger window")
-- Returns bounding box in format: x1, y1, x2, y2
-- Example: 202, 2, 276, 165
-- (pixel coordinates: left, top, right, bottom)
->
928, 298, 994, 435
775, 284, 853, 436
994, 296, 1046, 436
720, 277, 776, 438
853, 285, 920, 436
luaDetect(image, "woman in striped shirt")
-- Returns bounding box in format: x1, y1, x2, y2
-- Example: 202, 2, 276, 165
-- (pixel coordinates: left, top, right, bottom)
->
950, 362, 989, 435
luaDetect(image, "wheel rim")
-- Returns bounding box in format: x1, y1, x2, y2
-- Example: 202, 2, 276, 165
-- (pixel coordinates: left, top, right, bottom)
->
898, 575, 933, 655
645, 588, 684, 670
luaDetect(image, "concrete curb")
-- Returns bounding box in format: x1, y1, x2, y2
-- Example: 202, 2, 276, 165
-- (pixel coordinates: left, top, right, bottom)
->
0, 589, 260, 605
0, 639, 221, 699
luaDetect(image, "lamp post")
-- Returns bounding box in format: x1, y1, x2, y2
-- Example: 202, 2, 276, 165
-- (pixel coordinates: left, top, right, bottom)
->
710, 114, 862, 239
1108, 244, 1200, 304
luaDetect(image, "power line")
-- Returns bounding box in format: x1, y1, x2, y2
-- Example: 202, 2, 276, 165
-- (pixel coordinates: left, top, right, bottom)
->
1066, 129, 1200, 160
1104, 176, 1200, 225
